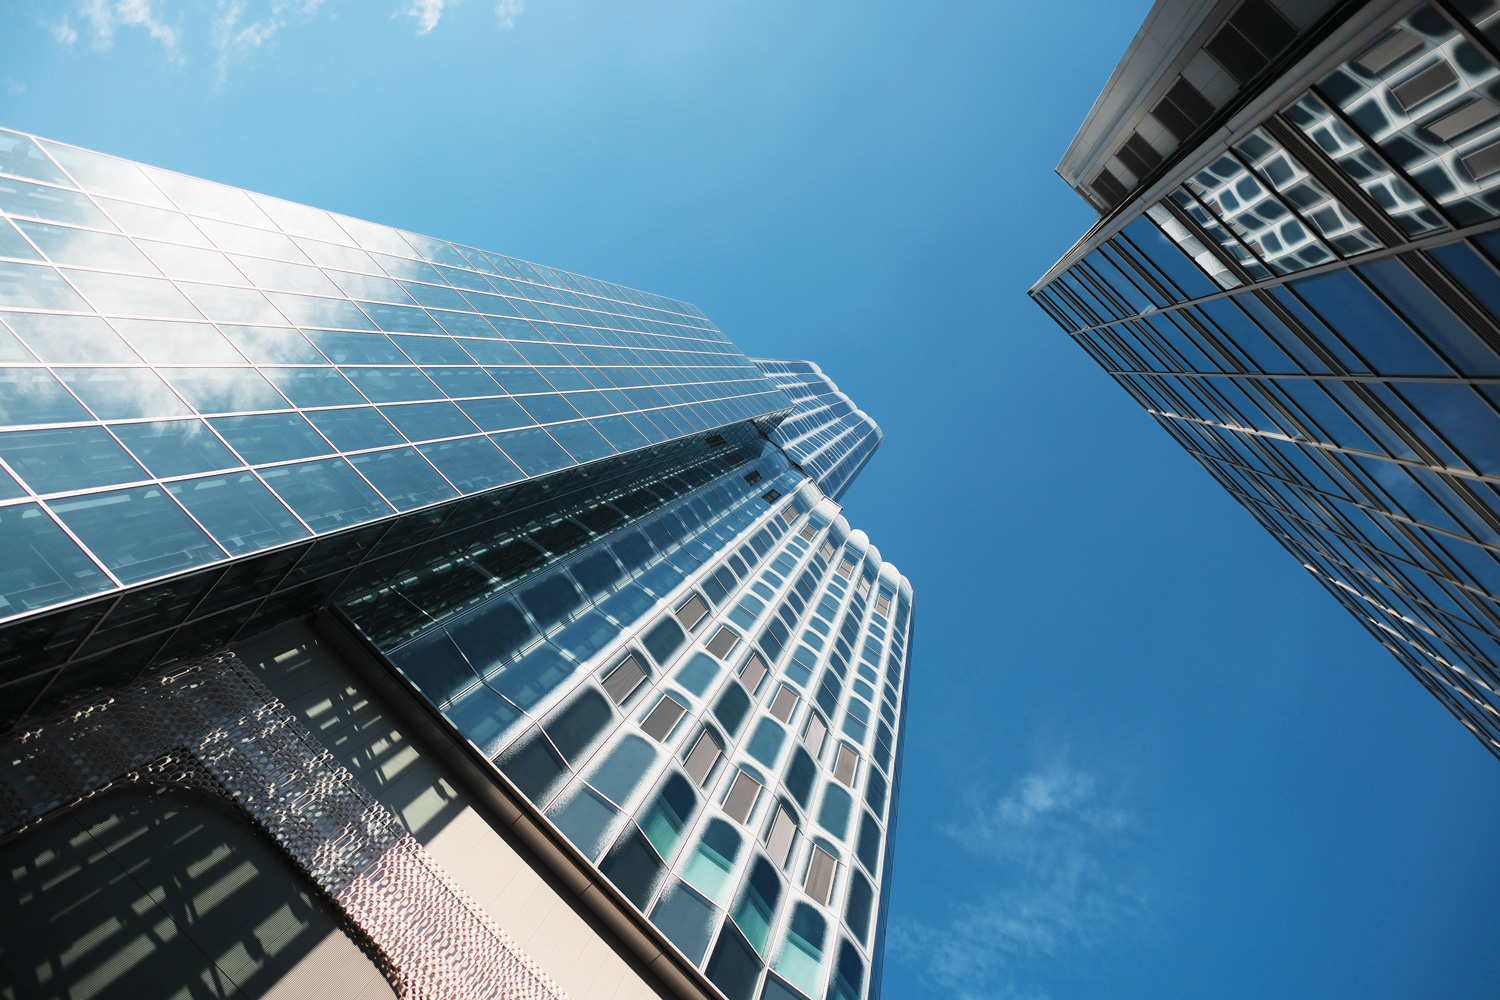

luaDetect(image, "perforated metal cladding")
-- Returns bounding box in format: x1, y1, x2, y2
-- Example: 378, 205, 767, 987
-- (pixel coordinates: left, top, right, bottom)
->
0, 654, 567, 1000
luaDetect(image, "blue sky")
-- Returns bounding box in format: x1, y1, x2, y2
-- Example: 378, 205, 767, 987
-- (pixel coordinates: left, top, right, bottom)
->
5, 1, 1500, 998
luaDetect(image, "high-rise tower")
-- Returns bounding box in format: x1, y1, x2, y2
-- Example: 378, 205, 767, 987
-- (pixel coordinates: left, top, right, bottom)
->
0, 128, 910, 1000
1032, 0, 1500, 757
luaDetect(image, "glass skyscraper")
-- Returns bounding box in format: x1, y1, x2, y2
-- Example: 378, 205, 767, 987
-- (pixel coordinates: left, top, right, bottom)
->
0, 128, 910, 1000
1033, 0, 1500, 757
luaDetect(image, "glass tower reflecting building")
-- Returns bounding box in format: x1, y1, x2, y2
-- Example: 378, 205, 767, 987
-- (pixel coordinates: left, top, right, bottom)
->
1033, 0, 1500, 758
0, 129, 910, 1000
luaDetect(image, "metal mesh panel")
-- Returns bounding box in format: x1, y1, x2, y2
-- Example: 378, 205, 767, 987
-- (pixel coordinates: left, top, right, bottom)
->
0, 653, 567, 1000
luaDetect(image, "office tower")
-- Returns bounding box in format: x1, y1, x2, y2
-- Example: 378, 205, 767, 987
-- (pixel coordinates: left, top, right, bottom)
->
0, 128, 911, 1000
748, 361, 882, 502
1031, 0, 1500, 756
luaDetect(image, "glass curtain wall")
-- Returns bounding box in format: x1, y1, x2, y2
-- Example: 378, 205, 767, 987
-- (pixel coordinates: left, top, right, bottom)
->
1034, 0, 1500, 757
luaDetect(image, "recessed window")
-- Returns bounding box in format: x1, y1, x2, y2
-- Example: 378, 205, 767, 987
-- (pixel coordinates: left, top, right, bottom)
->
833, 744, 859, 788
769, 685, 799, 724
856, 578, 871, 599
705, 433, 726, 447
766, 806, 797, 867
802, 712, 827, 758
675, 593, 709, 631
819, 541, 834, 560
874, 593, 892, 617
780, 506, 798, 526
683, 730, 723, 787
762, 489, 782, 503
641, 694, 687, 742
601, 654, 647, 705
706, 625, 740, 659
837, 559, 855, 579
804, 845, 837, 905
740, 652, 769, 694
723, 769, 763, 823
745, 470, 763, 486
799, 524, 818, 541
684, 731, 723, 785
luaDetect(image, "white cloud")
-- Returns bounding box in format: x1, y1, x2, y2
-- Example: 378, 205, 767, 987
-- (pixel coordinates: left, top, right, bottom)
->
212, 0, 324, 84
893, 755, 1156, 1000
400, 0, 522, 35
403, 0, 447, 35
494, 0, 522, 29
79, 0, 181, 56
51, 17, 79, 44
3, 78, 26, 97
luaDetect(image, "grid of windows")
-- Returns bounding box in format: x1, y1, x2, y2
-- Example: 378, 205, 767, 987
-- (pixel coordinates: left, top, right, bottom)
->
1035, 0, 1500, 758
751, 359, 882, 502
0, 127, 793, 631
373, 467, 911, 1000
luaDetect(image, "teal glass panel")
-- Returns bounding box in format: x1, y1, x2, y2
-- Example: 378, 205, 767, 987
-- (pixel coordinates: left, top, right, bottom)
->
110, 420, 239, 478
50, 486, 222, 583
348, 447, 457, 510
55, 368, 191, 419
166, 472, 310, 555
257, 457, 393, 532
0, 502, 111, 615
0, 426, 148, 494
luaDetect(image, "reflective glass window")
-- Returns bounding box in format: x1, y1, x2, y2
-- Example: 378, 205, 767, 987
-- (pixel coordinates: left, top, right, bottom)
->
303, 406, 405, 451
360, 302, 447, 336
488, 366, 553, 394
0, 219, 41, 261
40, 140, 173, 207
1356, 256, 1500, 374
593, 415, 650, 452
209, 412, 334, 465
340, 367, 443, 403
257, 457, 393, 532
166, 472, 310, 555
177, 283, 285, 325
0, 502, 111, 614
163, 368, 290, 413
549, 420, 617, 463
1398, 382, 1500, 475
308, 330, 405, 365
62, 270, 199, 319
431, 311, 498, 339
267, 293, 377, 331
15, 221, 157, 273
0, 131, 73, 186
379, 401, 478, 442
136, 241, 246, 284
2, 313, 137, 363
219, 326, 322, 364
262, 367, 366, 407
0, 426, 148, 494
416, 436, 521, 493
55, 368, 192, 419
347, 447, 457, 511
50, 485, 222, 583
491, 427, 573, 476
1289, 270, 1451, 374
0, 177, 111, 228
423, 366, 500, 398
1428, 240, 1500, 322
390, 334, 471, 365
112, 319, 245, 364
1121, 214, 1219, 300
0, 261, 90, 311
110, 420, 240, 478
518, 393, 581, 424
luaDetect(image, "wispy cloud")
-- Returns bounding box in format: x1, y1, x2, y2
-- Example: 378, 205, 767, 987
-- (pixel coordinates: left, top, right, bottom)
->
400, 0, 524, 35
211, 0, 324, 85
41, 0, 526, 80
893, 753, 1157, 1000
79, 0, 182, 56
